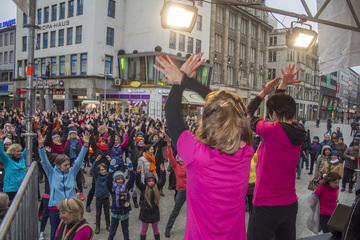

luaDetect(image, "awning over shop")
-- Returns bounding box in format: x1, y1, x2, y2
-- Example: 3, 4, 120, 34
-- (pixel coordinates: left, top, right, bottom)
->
182, 91, 205, 106
82, 100, 100, 105
0, 92, 12, 96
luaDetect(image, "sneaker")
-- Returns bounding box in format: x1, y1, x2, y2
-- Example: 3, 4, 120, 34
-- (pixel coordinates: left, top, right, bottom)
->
165, 230, 170, 238
341, 187, 345, 192
308, 172, 313, 175
38, 232, 44, 240
79, 193, 85, 201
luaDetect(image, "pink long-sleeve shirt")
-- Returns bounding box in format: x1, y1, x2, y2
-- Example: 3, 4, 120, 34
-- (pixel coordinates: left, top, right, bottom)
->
177, 131, 254, 240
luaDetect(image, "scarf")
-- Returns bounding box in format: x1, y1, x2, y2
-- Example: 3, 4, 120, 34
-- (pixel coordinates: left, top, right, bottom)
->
330, 159, 340, 164
96, 142, 108, 151
112, 182, 126, 208
144, 152, 156, 176
51, 141, 65, 154
68, 139, 78, 160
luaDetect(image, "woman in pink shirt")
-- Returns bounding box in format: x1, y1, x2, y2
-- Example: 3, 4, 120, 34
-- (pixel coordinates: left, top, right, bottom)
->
156, 54, 254, 239
314, 172, 342, 233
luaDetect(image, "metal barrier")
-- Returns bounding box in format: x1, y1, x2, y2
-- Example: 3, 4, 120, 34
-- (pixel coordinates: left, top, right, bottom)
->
0, 161, 38, 240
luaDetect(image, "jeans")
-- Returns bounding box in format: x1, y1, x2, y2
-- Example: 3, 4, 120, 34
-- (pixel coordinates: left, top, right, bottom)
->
108, 217, 129, 240
86, 176, 95, 206
320, 214, 331, 233
49, 209, 60, 240
165, 190, 186, 231
76, 170, 83, 193
342, 167, 355, 189
297, 156, 303, 178
96, 197, 110, 223
40, 198, 50, 232
309, 153, 316, 173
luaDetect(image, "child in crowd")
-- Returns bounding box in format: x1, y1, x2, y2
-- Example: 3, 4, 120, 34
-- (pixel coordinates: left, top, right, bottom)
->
320, 150, 344, 179
315, 145, 332, 180
91, 156, 110, 234
308, 136, 319, 175
136, 164, 166, 240
106, 164, 135, 240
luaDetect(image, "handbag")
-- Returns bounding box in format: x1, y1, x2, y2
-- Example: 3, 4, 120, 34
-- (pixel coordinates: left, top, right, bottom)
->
308, 178, 319, 191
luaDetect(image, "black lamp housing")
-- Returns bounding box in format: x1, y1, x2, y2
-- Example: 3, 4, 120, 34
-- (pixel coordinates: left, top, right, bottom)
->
160, 2, 198, 33
286, 26, 318, 51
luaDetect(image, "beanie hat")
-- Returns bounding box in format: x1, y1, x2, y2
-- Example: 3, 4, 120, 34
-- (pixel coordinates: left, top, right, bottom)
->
313, 136, 319, 140
113, 171, 125, 182
98, 137, 108, 143
68, 130, 77, 136
52, 134, 60, 139
136, 131, 144, 137
330, 150, 339, 157
3, 138, 12, 144
145, 172, 156, 183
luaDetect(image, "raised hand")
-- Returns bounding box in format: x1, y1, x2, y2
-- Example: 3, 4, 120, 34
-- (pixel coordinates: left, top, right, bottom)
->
154, 55, 184, 85
96, 155, 102, 162
259, 76, 281, 98
160, 163, 165, 171
137, 165, 142, 173
279, 64, 301, 89
81, 131, 90, 147
180, 53, 205, 78
37, 131, 45, 148
0, 130, 5, 141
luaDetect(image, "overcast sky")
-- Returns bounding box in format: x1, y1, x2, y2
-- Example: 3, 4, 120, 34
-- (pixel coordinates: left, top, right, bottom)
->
0, 0, 359, 73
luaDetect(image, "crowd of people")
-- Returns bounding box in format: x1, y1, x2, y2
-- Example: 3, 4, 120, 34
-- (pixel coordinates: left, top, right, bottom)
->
0, 53, 359, 240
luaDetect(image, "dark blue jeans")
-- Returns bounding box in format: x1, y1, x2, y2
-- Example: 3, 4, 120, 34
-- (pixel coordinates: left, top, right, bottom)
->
40, 198, 50, 232
49, 209, 60, 240
108, 216, 129, 240
165, 190, 187, 231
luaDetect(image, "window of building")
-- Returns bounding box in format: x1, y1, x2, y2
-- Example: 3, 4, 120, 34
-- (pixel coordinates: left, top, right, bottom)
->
268, 68, 276, 79
196, 39, 201, 54
241, 19, 248, 34
196, 15, 202, 31
59, 56, 65, 76
80, 53, 87, 75
9, 51, 13, 63
108, 0, 115, 18
60, 2, 65, 19
216, 6, 224, 24
197, 1, 203, 6
250, 47, 256, 63
269, 36, 277, 46
41, 58, 46, 77
260, 51, 264, 66
22, 36, 27, 51
43, 33, 49, 48
71, 55, 77, 75
228, 39, 235, 57
240, 43, 246, 60
0, 53, 2, 65
77, 0, 83, 15
51, 57, 56, 76
51, 5, 57, 21
287, 50, 294, 62
229, 12, 236, 30
215, 34, 222, 53
269, 51, 276, 62
50, 31, 56, 47
23, 13, 27, 26
179, 34, 185, 51
227, 67, 234, 85
260, 29, 266, 43
67, 27, 73, 45
106, 27, 114, 46
34, 60, 38, 78
17, 61, 21, 77
68, 0, 74, 17
4, 34, 8, 46
187, 37, 193, 53
10, 32, 14, 45
250, 72, 255, 87
0, 35, 2, 47
76, 26, 82, 43
105, 55, 113, 74
4, 52, 7, 64
169, 31, 176, 49
44, 7, 49, 23
58, 29, 64, 46
214, 63, 222, 83
37, 9, 42, 24
251, 24, 257, 39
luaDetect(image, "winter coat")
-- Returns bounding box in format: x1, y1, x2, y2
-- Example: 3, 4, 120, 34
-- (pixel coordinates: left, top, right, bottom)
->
64, 138, 83, 164
0, 141, 26, 193
314, 145, 332, 179
39, 146, 88, 207
92, 161, 110, 198
107, 171, 135, 215
343, 146, 359, 170
138, 154, 157, 184
89, 130, 114, 170
136, 170, 166, 223
108, 133, 128, 168
315, 140, 334, 160
334, 143, 347, 162
128, 128, 143, 171
309, 141, 319, 156
327, 120, 332, 129
306, 192, 321, 234
320, 161, 344, 178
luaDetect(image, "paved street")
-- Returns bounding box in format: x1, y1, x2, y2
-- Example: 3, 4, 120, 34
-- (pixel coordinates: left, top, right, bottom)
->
39, 120, 358, 240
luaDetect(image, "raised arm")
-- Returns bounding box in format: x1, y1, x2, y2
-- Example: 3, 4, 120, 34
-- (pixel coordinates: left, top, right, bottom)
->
70, 131, 90, 174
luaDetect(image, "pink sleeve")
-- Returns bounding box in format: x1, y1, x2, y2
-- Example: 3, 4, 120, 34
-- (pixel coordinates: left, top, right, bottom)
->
73, 226, 92, 240
177, 131, 198, 166
314, 186, 323, 197
256, 120, 275, 139
121, 133, 129, 149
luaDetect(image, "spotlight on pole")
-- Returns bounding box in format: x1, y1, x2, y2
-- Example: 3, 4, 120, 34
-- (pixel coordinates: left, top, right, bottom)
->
286, 22, 318, 51
160, 1, 198, 32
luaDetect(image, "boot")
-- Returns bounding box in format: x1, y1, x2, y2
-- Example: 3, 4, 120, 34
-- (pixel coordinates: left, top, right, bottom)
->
86, 204, 91, 212
133, 197, 139, 208
154, 234, 160, 240
160, 189, 165, 196
140, 235, 146, 240
95, 222, 100, 234
106, 221, 111, 232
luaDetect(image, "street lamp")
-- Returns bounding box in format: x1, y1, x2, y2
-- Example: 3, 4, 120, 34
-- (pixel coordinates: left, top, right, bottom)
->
99, 72, 112, 114
160, 1, 198, 32
286, 22, 317, 51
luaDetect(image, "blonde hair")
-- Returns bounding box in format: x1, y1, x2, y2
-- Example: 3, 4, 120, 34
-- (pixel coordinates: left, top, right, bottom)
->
145, 184, 160, 207
6, 144, 22, 158
98, 125, 106, 133
57, 197, 84, 223
196, 90, 253, 155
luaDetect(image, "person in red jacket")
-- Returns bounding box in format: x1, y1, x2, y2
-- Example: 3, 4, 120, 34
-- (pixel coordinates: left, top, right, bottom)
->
314, 172, 342, 233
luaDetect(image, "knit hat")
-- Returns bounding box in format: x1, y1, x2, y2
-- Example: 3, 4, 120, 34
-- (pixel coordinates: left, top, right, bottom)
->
3, 138, 11, 144
330, 150, 339, 157
52, 135, 60, 139
145, 172, 156, 183
68, 130, 77, 136
136, 131, 144, 137
98, 137, 108, 143
113, 171, 125, 182
313, 136, 319, 140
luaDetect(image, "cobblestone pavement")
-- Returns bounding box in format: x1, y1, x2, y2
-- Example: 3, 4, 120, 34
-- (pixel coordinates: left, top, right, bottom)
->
39, 120, 357, 240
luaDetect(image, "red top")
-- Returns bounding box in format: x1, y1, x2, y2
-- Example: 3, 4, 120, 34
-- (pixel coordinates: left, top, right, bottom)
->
55, 225, 92, 240
164, 145, 186, 190
315, 183, 339, 216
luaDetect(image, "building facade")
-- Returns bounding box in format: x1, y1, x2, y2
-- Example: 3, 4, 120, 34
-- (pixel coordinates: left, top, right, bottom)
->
268, 29, 321, 121
337, 68, 359, 121
208, 4, 272, 117
14, 0, 211, 119
0, 20, 16, 109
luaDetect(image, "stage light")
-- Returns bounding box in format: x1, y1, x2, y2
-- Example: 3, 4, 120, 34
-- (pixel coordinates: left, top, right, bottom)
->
160, 1, 198, 32
286, 24, 318, 51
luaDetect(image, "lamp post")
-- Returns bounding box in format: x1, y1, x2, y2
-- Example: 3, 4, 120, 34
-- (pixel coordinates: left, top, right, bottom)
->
99, 72, 112, 114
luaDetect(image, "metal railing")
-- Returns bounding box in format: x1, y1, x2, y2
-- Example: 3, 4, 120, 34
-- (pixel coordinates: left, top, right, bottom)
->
0, 161, 38, 240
